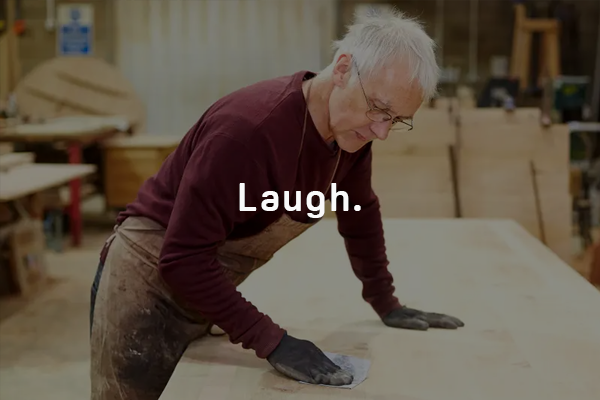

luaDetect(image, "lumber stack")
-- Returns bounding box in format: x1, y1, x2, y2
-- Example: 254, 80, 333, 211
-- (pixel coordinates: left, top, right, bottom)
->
330, 103, 572, 265
457, 108, 571, 263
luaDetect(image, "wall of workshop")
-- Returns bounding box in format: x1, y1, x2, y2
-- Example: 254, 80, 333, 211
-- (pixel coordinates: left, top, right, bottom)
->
339, 0, 600, 93
17, 0, 113, 76
16, 0, 599, 132
114, 0, 338, 135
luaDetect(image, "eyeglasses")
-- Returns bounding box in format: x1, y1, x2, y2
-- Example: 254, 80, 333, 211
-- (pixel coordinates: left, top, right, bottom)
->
353, 58, 413, 131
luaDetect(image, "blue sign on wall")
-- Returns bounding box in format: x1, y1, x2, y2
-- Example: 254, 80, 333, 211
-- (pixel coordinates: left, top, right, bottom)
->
57, 4, 94, 56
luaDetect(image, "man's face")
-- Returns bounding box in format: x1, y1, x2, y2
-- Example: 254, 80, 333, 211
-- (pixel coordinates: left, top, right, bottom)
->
327, 54, 424, 153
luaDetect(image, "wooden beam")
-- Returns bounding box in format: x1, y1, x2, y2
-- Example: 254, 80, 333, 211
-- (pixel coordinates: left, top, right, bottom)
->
0, 163, 96, 201
0, 152, 34, 172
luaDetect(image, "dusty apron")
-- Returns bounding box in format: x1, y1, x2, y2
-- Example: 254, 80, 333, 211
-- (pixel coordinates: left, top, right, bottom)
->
89, 78, 341, 400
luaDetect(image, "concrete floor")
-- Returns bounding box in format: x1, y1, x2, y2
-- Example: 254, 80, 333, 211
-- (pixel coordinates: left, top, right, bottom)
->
0, 225, 109, 400
0, 212, 597, 399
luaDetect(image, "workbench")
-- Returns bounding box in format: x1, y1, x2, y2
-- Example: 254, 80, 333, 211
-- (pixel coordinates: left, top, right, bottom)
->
0, 162, 96, 296
0, 116, 128, 246
161, 219, 600, 399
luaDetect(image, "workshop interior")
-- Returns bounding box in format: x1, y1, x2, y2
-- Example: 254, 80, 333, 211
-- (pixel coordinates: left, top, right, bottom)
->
0, 0, 599, 398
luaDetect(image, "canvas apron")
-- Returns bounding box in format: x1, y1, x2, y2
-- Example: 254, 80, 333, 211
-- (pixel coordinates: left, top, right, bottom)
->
89, 78, 341, 399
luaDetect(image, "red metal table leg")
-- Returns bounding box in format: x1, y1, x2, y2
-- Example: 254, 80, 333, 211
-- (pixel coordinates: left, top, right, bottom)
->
68, 143, 82, 247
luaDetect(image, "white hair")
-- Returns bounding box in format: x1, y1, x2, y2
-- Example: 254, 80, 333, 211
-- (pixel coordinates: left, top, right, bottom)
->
330, 6, 440, 101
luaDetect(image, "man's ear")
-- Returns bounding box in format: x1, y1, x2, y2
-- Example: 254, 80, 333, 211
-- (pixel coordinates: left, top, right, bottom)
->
332, 54, 352, 88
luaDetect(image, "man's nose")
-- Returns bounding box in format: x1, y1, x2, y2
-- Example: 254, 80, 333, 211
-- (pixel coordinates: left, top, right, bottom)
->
370, 120, 392, 140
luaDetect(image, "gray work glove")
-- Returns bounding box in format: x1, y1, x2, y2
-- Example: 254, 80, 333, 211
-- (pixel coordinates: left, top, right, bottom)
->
267, 333, 353, 386
382, 306, 464, 330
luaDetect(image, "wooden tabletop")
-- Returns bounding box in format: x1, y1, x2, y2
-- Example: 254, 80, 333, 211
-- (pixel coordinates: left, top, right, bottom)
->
0, 116, 128, 144
162, 219, 600, 400
0, 163, 97, 201
0, 152, 35, 172
102, 134, 182, 149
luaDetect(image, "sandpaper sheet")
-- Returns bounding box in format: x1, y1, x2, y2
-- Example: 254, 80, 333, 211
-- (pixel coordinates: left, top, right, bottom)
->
299, 351, 371, 389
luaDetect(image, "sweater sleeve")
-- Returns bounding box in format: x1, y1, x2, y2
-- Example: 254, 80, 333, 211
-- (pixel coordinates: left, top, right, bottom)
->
333, 146, 402, 318
158, 132, 285, 359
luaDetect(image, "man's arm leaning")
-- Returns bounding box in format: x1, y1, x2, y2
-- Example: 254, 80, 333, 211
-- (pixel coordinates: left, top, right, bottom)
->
334, 145, 465, 331
158, 132, 286, 359
333, 145, 402, 318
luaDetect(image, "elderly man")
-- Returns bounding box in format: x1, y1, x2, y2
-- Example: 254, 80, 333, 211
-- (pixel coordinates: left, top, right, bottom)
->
90, 7, 463, 399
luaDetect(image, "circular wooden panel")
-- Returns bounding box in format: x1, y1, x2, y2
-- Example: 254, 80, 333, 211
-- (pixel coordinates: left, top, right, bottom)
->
14, 56, 146, 133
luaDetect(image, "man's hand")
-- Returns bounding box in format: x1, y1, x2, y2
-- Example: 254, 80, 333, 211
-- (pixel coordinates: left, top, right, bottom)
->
267, 333, 353, 386
382, 306, 464, 330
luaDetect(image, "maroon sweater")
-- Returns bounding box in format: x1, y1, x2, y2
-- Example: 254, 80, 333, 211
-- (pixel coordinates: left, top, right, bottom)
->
112, 71, 401, 358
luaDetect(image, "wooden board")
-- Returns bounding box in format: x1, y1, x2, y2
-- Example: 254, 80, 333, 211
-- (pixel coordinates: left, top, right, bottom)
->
161, 219, 600, 399
371, 108, 456, 156
0, 164, 97, 201
459, 156, 541, 237
365, 106, 572, 264
0, 152, 34, 172
103, 134, 182, 149
102, 135, 180, 208
0, 116, 126, 144
457, 107, 570, 172
371, 154, 455, 218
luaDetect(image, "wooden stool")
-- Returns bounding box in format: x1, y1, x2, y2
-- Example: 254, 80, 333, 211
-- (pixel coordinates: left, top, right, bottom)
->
510, 4, 561, 91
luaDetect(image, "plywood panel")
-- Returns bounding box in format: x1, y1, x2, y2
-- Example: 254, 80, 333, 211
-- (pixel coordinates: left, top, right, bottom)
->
161, 219, 600, 400
457, 107, 570, 172
371, 108, 456, 156
371, 155, 455, 218
0, 153, 34, 172
0, 164, 97, 201
457, 156, 537, 236
329, 107, 571, 264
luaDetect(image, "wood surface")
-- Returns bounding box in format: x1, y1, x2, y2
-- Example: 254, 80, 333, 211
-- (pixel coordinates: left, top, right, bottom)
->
0, 116, 126, 144
12, 56, 145, 133
360, 106, 573, 264
0, 152, 34, 172
371, 154, 455, 218
456, 107, 572, 263
0, 143, 14, 155
0, 164, 97, 201
103, 134, 182, 149
161, 219, 600, 399
103, 136, 179, 208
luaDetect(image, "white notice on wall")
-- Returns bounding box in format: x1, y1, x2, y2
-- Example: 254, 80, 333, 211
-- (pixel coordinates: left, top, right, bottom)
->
56, 3, 94, 56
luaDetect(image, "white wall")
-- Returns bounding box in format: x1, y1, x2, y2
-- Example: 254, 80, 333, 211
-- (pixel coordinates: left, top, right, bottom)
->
114, 0, 337, 135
